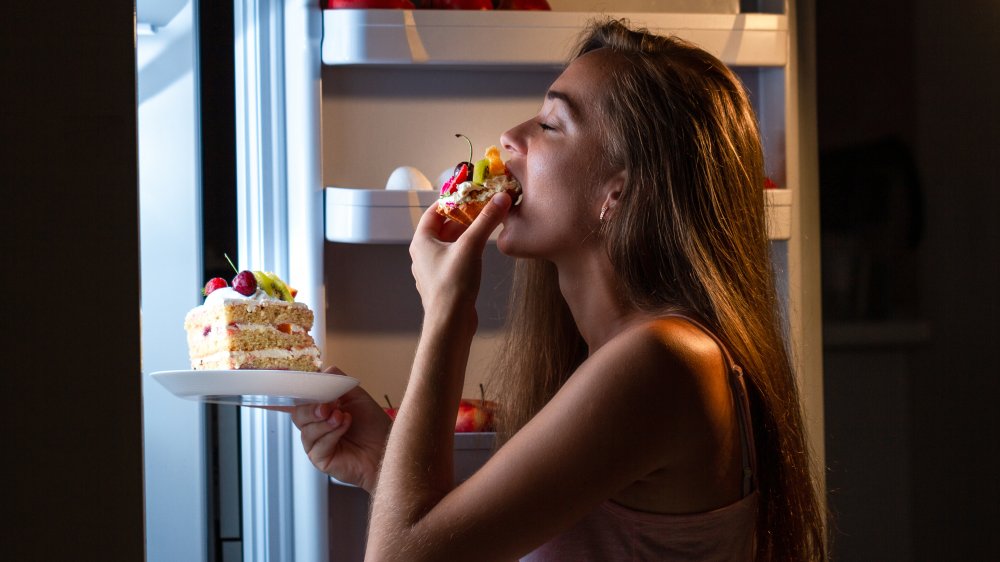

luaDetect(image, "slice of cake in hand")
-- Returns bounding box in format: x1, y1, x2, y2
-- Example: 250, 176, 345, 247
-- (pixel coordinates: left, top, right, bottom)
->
184, 270, 321, 372
437, 143, 521, 226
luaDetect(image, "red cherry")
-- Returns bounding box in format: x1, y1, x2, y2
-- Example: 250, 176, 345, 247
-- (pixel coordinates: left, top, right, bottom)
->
232, 270, 258, 296
203, 277, 228, 296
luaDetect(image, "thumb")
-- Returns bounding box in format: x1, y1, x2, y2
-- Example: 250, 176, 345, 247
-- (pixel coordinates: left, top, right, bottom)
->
464, 192, 511, 249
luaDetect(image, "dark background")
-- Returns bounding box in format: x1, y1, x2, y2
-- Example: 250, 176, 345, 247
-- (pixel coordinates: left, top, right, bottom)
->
3, 1, 997, 559
816, 0, 999, 560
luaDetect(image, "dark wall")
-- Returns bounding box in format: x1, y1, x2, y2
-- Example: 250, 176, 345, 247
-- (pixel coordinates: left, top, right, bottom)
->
2, 2, 145, 560
909, 1, 1000, 559
817, 0, 1000, 559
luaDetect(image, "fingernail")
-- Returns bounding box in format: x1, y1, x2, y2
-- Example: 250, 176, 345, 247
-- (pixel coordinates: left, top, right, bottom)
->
327, 410, 341, 428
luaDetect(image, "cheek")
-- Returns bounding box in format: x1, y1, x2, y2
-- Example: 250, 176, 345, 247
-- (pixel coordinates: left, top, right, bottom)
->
498, 184, 594, 258
524, 150, 600, 218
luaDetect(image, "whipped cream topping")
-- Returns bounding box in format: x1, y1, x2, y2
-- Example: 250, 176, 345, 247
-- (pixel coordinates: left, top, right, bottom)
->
203, 287, 278, 307
440, 175, 522, 207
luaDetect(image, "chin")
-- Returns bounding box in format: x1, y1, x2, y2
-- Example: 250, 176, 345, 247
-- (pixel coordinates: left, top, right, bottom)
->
496, 224, 551, 260
496, 225, 518, 257
497, 223, 535, 258
496, 207, 556, 259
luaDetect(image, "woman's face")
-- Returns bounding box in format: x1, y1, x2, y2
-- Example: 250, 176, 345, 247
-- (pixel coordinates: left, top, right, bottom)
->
497, 49, 621, 260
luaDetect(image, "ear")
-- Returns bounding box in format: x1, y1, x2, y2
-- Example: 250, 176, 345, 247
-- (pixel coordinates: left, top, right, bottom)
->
599, 169, 626, 214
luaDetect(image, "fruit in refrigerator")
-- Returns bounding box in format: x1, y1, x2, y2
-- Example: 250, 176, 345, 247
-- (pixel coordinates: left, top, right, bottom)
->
326, 0, 417, 8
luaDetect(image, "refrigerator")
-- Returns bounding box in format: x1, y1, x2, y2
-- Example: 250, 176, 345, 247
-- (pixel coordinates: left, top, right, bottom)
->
137, 1, 823, 561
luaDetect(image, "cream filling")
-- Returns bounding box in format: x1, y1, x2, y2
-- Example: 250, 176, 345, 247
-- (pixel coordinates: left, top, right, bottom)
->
195, 322, 307, 335
197, 346, 320, 363
232, 322, 306, 334
439, 176, 521, 208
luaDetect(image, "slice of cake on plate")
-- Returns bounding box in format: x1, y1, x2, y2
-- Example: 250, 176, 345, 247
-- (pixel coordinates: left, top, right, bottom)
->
184, 270, 321, 371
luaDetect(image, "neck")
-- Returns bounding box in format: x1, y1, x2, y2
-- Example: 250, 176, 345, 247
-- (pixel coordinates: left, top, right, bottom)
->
554, 252, 645, 353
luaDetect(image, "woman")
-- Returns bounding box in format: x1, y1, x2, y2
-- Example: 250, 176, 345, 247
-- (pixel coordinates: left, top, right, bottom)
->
288, 19, 827, 561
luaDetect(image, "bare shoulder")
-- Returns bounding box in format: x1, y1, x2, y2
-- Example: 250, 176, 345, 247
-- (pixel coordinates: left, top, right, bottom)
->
472, 315, 740, 523
564, 315, 733, 450
589, 316, 727, 389
580, 317, 744, 512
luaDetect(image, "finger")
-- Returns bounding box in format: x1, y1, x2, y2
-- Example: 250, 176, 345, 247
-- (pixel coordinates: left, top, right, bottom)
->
414, 200, 448, 239
307, 417, 353, 472
288, 400, 336, 428
463, 191, 511, 251
298, 407, 348, 452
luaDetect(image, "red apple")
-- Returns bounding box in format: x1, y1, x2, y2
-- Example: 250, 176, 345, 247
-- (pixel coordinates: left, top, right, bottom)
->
384, 391, 496, 430
455, 385, 496, 432
383, 395, 398, 421
327, 0, 416, 9
422, 0, 494, 9
496, 0, 551, 9
455, 399, 493, 432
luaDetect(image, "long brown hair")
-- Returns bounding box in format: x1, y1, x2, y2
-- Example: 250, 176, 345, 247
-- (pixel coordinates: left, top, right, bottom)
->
487, 18, 827, 561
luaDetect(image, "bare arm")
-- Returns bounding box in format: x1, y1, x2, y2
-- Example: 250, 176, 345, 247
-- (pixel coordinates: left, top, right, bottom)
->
366, 194, 503, 558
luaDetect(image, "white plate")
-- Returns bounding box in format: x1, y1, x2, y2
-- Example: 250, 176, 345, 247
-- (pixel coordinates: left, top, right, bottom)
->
151, 370, 360, 407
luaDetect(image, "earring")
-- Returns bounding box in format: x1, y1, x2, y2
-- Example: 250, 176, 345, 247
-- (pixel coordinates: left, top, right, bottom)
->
600, 206, 608, 223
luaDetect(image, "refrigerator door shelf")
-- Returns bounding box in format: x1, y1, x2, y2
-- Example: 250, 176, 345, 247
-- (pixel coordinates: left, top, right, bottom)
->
322, 9, 787, 68
765, 188, 792, 241
326, 186, 438, 243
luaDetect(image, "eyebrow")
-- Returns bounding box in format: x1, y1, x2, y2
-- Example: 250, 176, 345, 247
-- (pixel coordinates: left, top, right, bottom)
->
546, 89, 579, 117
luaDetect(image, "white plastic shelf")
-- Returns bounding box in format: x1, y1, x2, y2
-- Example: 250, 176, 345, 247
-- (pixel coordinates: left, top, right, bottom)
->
322, 9, 788, 68
326, 187, 438, 244
765, 188, 791, 240
325, 187, 791, 244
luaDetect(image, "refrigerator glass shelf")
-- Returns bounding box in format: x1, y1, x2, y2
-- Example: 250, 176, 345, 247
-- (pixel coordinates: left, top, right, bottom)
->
322, 9, 788, 68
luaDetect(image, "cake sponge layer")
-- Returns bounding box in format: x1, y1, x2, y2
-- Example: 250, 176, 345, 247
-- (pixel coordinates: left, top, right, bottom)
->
192, 351, 321, 371
188, 326, 316, 355
185, 300, 313, 331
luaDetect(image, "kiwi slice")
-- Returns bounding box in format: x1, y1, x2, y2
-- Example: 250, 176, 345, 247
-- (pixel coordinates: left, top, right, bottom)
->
252, 271, 294, 301
252, 271, 277, 298
472, 158, 490, 184
265, 272, 295, 302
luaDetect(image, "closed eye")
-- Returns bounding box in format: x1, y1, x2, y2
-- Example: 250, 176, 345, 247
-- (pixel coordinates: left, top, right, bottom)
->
539, 122, 555, 131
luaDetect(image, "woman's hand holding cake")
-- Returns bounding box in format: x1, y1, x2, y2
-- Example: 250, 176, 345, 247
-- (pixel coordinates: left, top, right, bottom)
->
284, 368, 392, 493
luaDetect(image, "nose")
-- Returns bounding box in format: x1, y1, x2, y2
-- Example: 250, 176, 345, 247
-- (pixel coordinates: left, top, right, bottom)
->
501, 119, 529, 156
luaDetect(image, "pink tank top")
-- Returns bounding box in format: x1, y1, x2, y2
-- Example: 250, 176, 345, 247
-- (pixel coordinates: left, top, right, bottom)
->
523, 317, 759, 561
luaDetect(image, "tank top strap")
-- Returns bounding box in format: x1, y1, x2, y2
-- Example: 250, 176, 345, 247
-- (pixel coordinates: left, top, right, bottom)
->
663, 314, 759, 497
